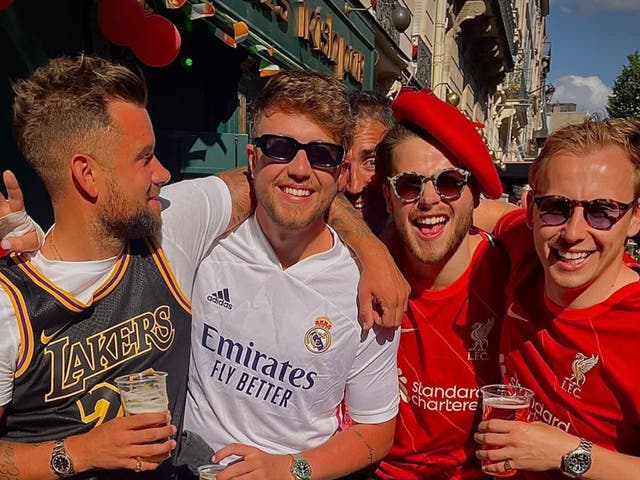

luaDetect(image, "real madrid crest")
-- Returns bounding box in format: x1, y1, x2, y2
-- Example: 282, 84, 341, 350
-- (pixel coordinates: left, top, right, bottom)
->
304, 316, 333, 354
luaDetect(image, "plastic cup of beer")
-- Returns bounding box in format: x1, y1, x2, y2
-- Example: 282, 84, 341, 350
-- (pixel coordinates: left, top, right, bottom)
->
480, 384, 534, 477
198, 464, 226, 479
114, 371, 169, 462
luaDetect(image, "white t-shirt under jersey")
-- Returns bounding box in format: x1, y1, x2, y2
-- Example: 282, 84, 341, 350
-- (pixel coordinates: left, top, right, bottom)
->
185, 214, 400, 454
0, 176, 232, 406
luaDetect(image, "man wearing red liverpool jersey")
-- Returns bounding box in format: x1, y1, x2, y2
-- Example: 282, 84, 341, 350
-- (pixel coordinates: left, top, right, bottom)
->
372, 88, 509, 480
474, 119, 640, 479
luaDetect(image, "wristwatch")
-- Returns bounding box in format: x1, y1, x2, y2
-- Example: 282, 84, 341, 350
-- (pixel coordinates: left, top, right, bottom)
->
290, 453, 312, 480
50, 439, 76, 479
561, 438, 592, 478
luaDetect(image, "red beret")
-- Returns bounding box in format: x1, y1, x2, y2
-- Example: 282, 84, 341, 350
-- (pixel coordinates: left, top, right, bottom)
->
392, 88, 503, 199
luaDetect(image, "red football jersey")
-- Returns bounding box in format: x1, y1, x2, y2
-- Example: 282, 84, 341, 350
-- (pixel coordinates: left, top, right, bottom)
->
376, 233, 509, 480
496, 210, 640, 480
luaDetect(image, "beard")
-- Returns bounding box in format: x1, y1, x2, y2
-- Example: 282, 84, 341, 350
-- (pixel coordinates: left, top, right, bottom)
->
98, 209, 161, 239
255, 178, 335, 231
97, 178, 162, 240
397, 208, 473, 265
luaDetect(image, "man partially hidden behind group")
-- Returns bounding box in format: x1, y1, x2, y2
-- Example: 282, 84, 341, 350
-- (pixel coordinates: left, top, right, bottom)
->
342, 91, 394, 234
0, 56, 408, 479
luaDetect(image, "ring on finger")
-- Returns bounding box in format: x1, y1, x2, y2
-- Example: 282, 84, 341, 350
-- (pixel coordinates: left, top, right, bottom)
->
504, 460, 513, 472
135, 457, 142, 473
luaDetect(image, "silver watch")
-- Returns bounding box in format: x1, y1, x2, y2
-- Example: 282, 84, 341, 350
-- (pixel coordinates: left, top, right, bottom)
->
561, 438, 592, 478
291, 453, 312, 480
50, 440, 75, 479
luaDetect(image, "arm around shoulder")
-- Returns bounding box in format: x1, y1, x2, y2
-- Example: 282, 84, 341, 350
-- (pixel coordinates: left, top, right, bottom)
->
327, 194, 409, 330
216, 168, 255, 233
474, 198, 518, 233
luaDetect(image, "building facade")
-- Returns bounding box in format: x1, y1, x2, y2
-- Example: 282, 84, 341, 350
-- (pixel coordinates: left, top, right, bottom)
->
349, 0, 551, 199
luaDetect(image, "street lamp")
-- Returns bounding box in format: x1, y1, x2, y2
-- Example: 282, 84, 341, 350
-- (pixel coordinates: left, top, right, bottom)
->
344, 0, 412, 33
527, 83, 556, 103
431, 82, 460, 107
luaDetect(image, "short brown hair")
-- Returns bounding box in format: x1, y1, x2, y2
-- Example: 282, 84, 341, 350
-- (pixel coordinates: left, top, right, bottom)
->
12, 55, 147, 196
250, 70, 354, 150
530, 119, 640, 195
375, 121, 424, 181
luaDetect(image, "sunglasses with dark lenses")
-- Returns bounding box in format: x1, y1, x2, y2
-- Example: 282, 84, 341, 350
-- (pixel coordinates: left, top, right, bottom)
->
533, 195, 639, 230
388, 168, 471, 203
253, 134, 344, 169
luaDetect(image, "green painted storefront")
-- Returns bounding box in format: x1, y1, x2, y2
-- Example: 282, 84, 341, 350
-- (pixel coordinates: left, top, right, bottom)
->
0, 0, 376, 227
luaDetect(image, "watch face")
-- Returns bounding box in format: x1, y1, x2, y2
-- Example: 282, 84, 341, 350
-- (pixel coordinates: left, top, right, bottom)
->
52, 454, 71, 474
567, 452, 591, 474
293, 459, 312, 479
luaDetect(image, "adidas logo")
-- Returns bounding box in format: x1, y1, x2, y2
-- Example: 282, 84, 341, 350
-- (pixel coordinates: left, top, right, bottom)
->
206, 288, 233, 310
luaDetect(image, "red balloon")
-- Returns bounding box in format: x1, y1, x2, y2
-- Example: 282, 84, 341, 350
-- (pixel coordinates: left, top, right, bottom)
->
96, 0, 145, 46
132, 15, 181, 68
0, 0, 13, 10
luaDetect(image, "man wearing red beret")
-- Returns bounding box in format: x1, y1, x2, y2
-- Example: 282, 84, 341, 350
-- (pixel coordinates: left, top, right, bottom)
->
373, 88, 508, 479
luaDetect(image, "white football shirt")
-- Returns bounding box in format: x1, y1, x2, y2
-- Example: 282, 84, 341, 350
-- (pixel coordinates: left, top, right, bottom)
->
185, 214, 400, 454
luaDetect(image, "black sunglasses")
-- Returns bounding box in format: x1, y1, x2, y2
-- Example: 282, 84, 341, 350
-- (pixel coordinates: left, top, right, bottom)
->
388, 168, 471, 203
253, 134, 344, 169
533, 195, 639, 230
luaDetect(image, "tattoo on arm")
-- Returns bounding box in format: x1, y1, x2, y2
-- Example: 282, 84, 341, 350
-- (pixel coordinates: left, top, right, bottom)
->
354, 429, 375, 465
0, 441, 19, 479
217, 168, 255, 232
327, 194, 375, 246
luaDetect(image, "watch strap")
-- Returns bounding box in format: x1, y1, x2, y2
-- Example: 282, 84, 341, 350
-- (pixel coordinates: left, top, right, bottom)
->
578, 438, 593, 453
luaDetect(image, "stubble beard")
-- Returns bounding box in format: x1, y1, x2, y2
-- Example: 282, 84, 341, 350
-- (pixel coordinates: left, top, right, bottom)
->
256, 181, 335, 231
398, 209, 473, 265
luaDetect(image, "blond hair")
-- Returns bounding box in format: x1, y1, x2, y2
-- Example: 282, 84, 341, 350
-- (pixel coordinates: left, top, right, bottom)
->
530, 119, 640, 195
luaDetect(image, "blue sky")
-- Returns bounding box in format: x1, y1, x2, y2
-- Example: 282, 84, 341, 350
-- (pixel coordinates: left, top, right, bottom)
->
546, 0, 640, 115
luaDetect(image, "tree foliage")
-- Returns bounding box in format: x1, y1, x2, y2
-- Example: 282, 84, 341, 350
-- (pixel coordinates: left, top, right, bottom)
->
607, 51, 640, 119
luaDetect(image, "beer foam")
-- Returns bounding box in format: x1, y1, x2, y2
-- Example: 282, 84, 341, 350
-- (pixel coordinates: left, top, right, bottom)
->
483, 396, 529, 409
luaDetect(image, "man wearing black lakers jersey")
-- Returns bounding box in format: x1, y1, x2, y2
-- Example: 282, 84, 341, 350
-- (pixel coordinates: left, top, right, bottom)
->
0, 56, 408, 479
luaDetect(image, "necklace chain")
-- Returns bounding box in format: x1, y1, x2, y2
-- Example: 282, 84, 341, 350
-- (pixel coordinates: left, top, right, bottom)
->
50, 230, 64, 261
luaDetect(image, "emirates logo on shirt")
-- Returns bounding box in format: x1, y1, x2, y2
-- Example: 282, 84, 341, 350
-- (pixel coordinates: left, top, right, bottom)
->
561, 352, 599, 399
467, 317, 495, 361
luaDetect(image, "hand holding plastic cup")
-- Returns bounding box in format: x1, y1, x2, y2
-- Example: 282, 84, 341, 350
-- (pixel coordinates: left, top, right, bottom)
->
480, 384, 535, 477
198, 464, 226, 479
115, 370, 168, 414
114, 370, 169, 462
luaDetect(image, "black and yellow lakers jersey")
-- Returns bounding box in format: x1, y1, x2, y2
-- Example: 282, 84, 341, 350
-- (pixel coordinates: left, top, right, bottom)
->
0, 237, 191, 478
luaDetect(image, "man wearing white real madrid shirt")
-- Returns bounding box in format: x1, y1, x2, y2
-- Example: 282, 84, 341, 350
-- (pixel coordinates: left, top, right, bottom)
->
184, 71, 400, 480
